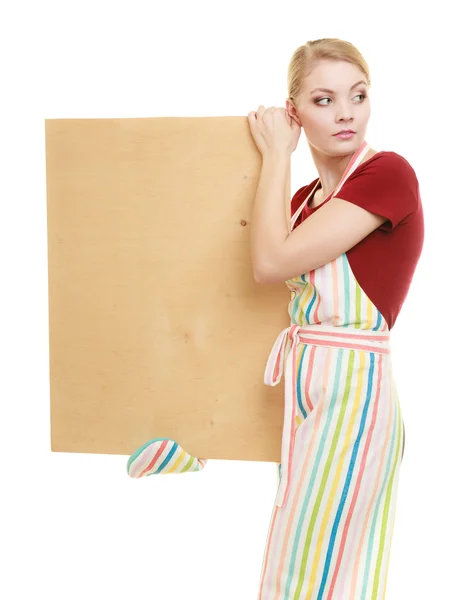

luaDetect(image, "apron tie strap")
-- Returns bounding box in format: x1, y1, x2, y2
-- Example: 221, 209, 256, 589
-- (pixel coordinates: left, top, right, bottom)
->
264, 324, 302, 508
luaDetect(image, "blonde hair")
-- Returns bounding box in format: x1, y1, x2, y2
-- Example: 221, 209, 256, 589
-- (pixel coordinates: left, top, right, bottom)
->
287, 38, 371, 105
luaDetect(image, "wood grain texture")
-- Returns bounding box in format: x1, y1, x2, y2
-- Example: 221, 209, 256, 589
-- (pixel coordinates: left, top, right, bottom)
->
45, 116, 291, 461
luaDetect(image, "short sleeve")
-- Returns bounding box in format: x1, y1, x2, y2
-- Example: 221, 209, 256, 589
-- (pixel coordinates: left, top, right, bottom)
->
337, 153, 419, 232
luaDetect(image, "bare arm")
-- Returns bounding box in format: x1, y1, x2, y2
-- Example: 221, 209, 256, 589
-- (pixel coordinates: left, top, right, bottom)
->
257, 196, 386, 284
250, 152, 291, 281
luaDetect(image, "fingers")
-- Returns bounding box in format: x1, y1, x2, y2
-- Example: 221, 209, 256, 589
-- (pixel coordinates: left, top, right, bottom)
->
248, 105, 266, 122
248, 106, 284, 121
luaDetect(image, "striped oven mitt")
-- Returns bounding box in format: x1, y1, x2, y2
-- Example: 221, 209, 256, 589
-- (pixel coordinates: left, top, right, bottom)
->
127, 437, 208, 479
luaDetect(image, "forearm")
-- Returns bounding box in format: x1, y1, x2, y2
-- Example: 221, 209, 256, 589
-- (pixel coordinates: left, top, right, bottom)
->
250, 151, 291, 279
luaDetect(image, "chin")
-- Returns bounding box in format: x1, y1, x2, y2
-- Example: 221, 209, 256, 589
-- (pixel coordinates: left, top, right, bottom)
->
308, 137, 361, 157
331, 135, 361, 148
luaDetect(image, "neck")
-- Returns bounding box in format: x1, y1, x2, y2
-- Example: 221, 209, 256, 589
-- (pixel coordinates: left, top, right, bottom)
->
308, 141, 363, 198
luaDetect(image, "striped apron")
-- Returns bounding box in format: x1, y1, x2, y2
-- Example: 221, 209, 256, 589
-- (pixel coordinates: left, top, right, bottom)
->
258, 140, 405, 599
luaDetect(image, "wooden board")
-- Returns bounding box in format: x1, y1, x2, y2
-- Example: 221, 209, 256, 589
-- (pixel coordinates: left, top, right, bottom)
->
45, 116, 292, 462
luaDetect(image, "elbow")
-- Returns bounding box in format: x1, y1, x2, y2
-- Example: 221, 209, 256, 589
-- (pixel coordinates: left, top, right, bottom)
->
253, 270, 265, 284
251, 245, 274, 283
252, 248, 280, 283
253, 262, 272, 284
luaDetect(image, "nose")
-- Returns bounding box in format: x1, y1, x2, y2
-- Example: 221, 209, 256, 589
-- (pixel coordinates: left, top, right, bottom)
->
335, 103, 355, 123
337, 113, 354, 124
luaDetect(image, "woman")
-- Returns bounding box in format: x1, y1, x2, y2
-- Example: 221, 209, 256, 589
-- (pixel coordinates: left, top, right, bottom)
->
127, 38, 424, 599
247, 38, 424, 599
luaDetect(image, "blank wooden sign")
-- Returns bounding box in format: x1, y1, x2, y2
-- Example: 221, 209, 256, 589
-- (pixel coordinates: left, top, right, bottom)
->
45, 116, 292, 462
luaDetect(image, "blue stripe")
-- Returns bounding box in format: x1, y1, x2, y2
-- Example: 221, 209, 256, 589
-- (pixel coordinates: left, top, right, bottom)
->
296, 346, 308, 418
305, 285, 317, 323
374, 310, 382, 331
156, 441, 178, 473
317, 352, 375, 599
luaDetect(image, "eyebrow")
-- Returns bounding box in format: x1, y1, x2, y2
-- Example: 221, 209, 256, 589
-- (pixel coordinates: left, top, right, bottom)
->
310, 80, 367, 95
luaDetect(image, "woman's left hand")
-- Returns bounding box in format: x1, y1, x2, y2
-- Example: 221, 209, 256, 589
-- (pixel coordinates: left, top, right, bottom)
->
247, 106, 302, 157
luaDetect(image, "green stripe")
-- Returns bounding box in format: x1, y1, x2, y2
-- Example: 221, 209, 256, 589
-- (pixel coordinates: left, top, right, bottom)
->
343, 254, 350, 324
181, 455, 195, 473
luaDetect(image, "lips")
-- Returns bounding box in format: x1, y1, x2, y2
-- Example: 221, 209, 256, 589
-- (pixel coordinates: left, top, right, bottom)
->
334, 130, 355, 135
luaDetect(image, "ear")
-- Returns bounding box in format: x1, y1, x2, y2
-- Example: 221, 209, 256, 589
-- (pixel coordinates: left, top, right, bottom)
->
286, 98, 302, 128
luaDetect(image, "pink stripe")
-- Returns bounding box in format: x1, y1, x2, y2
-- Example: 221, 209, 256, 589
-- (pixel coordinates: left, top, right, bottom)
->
298, 336, 390, 355
283, 344, 300, 504
274, 348, 282, 382
139, 439, 169, 477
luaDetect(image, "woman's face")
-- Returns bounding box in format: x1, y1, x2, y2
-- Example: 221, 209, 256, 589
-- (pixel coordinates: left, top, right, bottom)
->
287, 59, 371, 156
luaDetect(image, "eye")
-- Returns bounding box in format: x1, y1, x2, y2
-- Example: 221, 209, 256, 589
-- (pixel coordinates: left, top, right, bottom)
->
315, 97, 332, 106
315, 93, 367, 106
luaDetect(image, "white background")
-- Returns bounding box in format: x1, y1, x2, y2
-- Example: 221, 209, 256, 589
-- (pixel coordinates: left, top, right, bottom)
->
1, 1, 448, 598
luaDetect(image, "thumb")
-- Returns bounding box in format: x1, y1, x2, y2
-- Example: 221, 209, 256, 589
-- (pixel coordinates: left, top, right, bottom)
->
247, 111, 257, 131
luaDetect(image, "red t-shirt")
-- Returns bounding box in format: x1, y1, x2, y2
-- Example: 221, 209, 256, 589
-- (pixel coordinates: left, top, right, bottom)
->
291, 151, 424, 330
